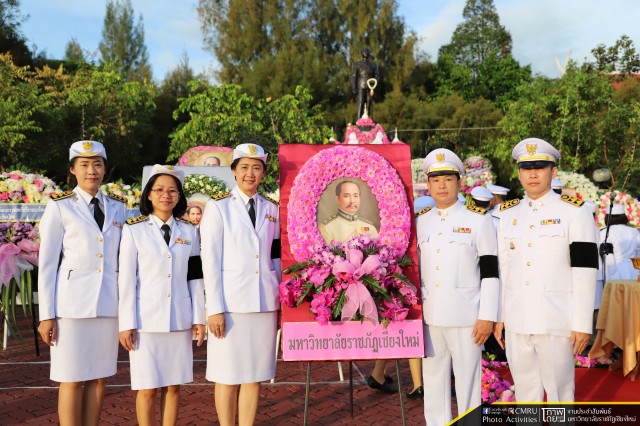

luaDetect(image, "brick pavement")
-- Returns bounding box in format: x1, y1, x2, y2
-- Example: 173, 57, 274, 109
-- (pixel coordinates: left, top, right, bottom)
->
1, 318, 436, 425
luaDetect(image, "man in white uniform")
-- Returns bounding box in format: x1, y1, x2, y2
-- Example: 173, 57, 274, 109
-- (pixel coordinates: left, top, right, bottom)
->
417, 148, 499, 425
493, 138, 598, 402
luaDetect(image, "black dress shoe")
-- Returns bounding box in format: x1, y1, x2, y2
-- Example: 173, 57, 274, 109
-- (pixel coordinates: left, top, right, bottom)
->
384, 374, 393, 384
367, 375, 397, 394
407, 386, 424, 399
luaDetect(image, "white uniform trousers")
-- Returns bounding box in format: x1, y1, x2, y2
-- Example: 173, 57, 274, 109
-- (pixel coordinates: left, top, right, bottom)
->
505, 332, 575, 402
422, 325, 481, 426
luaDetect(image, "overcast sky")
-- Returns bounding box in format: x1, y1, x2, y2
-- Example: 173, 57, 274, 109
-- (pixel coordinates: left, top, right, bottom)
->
19, 0, 640, 82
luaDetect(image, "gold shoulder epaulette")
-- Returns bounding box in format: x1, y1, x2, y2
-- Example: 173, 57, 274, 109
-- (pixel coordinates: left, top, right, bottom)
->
467, 205, 487, 215
107, 194, 127, 203
50, 191, 74, 201
212, 191, 231, 201
416, 207, 431, 217
126, 215, 148, 225
560, 194, 585, 207
500, 199, 520, 211
261, 193, 279, 206
323, 214, 337, 225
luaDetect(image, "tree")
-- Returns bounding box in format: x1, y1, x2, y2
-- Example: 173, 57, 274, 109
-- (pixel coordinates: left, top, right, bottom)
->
0, 53, 46, 170
591, 35, 640, 75
64, 37, 86, 64
0, 0, 32, 66
99, 0, 151, 82
197, 0, 425, 125
169, 83, 333, 191
436, 0, 529, 105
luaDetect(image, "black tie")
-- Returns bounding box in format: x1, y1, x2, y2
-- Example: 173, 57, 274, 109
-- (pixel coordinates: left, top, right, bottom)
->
248, 198, 256, 228
90, 197, 104, 230
161, 224, 171, 246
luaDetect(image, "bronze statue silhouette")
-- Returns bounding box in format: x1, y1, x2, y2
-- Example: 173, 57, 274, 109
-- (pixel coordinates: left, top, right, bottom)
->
351, 47, 380, 119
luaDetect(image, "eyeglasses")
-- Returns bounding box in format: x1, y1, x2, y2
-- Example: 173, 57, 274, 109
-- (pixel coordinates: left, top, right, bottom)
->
151, 188, 180, 198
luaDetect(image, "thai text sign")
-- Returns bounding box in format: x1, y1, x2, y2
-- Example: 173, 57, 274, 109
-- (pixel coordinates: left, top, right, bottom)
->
282, 319, 425, 361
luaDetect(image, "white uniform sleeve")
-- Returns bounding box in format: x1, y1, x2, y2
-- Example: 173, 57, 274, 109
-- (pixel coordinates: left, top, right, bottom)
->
188, 228, 205, 325
496, 216, 508, 323
118, 225, 138, 331
476, 214, 499, 322
570, 207, 598, 333
37, 200, 64, 321
200, 200, 225, 315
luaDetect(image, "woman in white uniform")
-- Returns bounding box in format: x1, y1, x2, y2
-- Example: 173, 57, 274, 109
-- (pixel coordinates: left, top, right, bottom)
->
118, 165, 205, 426
37, 140, 127, 426
600, 203, 640, 280
200, 143, 281, 426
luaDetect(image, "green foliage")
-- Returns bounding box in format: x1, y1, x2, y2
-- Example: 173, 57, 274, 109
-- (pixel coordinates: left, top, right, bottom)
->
169, 83, 333, 192
0, 54, 46, 169
64, 37, 86, 64
99, 0, 151, 82
0, 0, 32, 66
591, 35, 640, 74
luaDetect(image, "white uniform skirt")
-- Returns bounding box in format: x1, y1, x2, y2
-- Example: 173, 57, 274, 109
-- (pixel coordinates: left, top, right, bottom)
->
206, 311, 277, 384
129, 329, 193, 390
50, 317, 118, 382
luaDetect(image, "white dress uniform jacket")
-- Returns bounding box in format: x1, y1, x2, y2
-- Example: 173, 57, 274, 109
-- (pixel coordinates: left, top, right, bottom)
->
599, 224, 640, 280
417, 202, 499, 326
118, 215, 205, 332
38, 188, 126, 320
200, 186, 280, 315
496, 192, 598, 336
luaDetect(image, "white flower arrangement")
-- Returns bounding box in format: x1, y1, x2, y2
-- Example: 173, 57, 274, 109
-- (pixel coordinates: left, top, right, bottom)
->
556, 171, 602, 202
183, 174, 228, 199
100, 180, 141, 208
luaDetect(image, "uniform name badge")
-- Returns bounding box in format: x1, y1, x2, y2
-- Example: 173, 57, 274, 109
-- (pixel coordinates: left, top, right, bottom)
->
540, 218, 561, 225
453, 227, 471, 233
265, 213, 276, 222
175, 238, 191, 245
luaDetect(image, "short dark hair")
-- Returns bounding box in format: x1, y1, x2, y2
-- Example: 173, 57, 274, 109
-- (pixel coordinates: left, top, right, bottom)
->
472, 199, 490, 209
140, 174, 188, 218
187, 205, 202, 214
335, 180, 360, 196
230, 158, 266, 170
605, 214, 629, 226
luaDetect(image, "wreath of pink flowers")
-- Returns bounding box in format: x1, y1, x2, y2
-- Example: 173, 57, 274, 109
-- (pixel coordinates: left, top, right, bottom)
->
287, 146, 411, 262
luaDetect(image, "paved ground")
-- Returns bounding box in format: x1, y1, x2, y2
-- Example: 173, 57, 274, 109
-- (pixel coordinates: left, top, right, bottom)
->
1, 318, 434, 425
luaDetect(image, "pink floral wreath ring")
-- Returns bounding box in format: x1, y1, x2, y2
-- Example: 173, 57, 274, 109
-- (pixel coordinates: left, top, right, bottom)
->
287, 146, 411, 262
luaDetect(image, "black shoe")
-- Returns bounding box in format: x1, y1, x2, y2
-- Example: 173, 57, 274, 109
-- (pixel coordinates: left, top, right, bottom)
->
384, 374, 393, 384
367, 375, 397, 394
407, 386, 424, 399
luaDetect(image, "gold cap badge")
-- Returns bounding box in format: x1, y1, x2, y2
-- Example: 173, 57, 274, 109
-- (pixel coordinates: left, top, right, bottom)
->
82, 141, 93, 151
526, 143, 537, 155
248, 144, 257, 156
165, 165, 174, 170
436, 153, 445, 162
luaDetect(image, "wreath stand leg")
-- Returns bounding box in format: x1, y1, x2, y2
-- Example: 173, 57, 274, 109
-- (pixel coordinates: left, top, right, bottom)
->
349, 361, 354, 417
396, 360, 407, 426
303, 362, 311, 426
30, 297, 39, 357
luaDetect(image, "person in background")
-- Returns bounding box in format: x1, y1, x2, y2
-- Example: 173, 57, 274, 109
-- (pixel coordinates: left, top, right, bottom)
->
486, 184, 510, 213
37, 140, 127, 426
118, 165, 205, 426
599, 203, 640, 281
494, 138, 598, 402
187, 205, 203, 226
200, 143, 281, 426
551, 178, 563, 194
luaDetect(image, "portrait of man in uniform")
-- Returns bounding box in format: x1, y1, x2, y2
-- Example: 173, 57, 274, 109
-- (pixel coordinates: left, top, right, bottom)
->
317, 178, 380, 244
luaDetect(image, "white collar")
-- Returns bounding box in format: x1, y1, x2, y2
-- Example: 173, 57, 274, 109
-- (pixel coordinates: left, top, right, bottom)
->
150, 214, 175, 229
235, 186, 256, 207
75, 186, 104, 206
